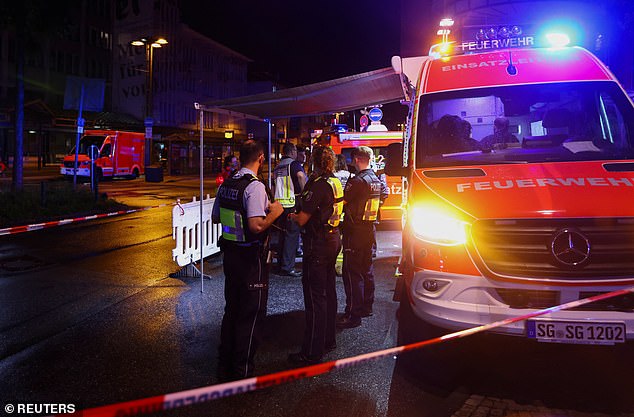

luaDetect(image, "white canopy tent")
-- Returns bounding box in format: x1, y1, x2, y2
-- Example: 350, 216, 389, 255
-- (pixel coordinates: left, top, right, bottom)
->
191, 58, 415, 289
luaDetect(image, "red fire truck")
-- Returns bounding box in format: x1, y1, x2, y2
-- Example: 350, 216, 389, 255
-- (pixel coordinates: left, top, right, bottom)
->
61, 130, 145, 180
386, 26, 634, 344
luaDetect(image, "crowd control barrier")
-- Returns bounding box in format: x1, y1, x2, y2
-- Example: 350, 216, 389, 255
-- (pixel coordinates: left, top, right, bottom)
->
171, 196, 221, 278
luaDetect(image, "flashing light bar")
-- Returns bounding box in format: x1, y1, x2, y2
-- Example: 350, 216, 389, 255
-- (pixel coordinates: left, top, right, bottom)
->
545, 32, 571, 48
475, 25, 523, 42
429, 23, 574, 59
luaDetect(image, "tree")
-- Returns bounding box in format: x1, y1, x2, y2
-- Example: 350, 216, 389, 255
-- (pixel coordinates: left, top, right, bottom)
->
0, 0, 79, 191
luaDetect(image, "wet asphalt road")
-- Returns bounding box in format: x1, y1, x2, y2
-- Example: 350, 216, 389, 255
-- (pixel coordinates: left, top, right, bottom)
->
1, 177, 634, 417
0, 214, 408, 416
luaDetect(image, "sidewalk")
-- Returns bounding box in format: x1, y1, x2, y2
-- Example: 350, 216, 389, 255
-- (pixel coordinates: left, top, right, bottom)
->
0, 160, 60, 183
0, 160, 218, 188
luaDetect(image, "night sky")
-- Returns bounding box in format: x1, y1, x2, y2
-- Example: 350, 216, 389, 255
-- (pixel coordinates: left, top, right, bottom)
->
179, 0, 402, 87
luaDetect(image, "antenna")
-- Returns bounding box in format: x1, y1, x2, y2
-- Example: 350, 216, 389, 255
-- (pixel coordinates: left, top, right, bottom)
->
506, 50, 518, 76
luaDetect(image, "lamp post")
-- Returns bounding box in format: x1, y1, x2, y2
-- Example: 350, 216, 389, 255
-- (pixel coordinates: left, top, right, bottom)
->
131, 36, 168, 167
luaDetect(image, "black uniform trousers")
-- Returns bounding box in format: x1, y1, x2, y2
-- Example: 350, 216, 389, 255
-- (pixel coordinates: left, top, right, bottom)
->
342, 225, 375, 318
218, 242, 268, 380
301, 229, 341, 360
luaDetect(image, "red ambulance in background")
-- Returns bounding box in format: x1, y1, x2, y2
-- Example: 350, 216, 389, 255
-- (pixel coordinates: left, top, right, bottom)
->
61, 130, 145, 181
316, 130, 404, 224
387, 28, 634, 345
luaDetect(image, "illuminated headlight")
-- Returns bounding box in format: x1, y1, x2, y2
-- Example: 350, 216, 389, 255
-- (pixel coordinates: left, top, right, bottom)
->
410, 206, 469, 246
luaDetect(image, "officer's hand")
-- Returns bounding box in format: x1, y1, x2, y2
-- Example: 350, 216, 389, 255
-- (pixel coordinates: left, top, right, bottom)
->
269, 201, 284, 219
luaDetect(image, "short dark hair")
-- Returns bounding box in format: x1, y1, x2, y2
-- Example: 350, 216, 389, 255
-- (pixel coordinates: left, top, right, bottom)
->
494, 117, 510, 130
239, 140, 264, 166
223, 155, 235, 168
335, 153, 348, 171
296, 146, 306, 154
282, 142, 296, 156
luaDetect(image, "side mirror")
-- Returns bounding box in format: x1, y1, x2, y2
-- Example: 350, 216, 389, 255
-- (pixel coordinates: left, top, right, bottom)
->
384, 142, 409, 177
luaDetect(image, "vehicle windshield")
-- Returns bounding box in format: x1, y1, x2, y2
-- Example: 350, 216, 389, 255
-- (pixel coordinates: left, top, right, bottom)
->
340, 146, 388, 173
415, 81, 634, 167
69, 135, 106, 155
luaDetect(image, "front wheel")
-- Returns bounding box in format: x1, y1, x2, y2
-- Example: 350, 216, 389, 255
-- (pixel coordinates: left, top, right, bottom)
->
397, 291, 445, 346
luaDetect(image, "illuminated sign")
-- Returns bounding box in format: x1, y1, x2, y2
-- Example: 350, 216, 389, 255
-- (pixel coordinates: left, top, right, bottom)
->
459, 36, 535, 52
224, 130, 234, 139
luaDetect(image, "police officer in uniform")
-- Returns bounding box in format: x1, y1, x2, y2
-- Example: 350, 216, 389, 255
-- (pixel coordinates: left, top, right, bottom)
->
212, 140, 284, 380
288, 146, 343, 365
273, 142, 306, 277
337, 146, 382, 329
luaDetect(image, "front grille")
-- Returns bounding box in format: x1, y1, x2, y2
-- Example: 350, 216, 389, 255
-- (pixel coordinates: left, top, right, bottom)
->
572, 292, 634, 312
63, 161, 75, 168
493, 289, 634, 312
471, 218, 634, 280
494, 289, 559, 309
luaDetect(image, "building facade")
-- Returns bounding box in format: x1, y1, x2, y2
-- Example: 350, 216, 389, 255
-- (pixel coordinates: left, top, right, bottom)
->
0, 0, 114, 165
0, 0, 253, 174
113, 0, 251, 173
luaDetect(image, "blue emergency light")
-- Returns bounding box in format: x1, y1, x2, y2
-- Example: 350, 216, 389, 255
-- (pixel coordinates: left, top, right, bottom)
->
545, 32, 571, 48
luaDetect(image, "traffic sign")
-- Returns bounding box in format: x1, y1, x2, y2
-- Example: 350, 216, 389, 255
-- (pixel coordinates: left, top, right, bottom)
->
360, 115, 369, 128
368, 107, 383, 122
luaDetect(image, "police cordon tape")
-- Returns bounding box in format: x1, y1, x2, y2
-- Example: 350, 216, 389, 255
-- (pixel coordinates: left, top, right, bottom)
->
49, 286, 634, 417
0, 203, 172, 236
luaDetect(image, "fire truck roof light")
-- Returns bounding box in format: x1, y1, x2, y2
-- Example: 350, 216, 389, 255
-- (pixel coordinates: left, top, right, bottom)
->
440, 18, 454, 27
546, 32, 571, 48
429, 42, 454, 59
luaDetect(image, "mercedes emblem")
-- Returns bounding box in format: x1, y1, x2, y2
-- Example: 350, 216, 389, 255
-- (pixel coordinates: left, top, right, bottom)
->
550, 228, 591, 268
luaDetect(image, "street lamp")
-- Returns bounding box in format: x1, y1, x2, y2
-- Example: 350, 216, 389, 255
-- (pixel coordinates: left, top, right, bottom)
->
131, 36, 168, 167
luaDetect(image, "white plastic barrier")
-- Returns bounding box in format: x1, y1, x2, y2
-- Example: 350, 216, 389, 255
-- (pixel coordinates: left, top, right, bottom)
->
172, 195, 222, 267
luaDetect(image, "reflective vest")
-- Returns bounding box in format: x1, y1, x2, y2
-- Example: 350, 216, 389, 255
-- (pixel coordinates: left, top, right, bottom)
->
324, 176, 344, 228
348, 169, 381, 223
273, 157, 295, 208
301, 174, 344, 233
217, 173, 265, 244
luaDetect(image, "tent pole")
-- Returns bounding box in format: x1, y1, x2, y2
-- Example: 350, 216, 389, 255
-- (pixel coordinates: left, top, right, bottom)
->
267, 119, 272, 190
199, 107, 205, 293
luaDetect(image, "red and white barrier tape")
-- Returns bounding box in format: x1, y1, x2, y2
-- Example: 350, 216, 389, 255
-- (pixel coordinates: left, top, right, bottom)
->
0, 204, 172, 236
50, 286, 634, 417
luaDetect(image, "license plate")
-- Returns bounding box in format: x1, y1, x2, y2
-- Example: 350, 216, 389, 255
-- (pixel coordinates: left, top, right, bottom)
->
526, 320, 626, 345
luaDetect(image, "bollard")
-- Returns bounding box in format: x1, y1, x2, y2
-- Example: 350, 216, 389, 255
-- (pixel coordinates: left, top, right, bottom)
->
40, 181, 47, 207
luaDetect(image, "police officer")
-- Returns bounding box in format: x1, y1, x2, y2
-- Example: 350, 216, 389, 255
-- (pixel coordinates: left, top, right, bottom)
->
273, 142, 306, 277
337, 146, 382, 329
212, 140, 284, 381
288, 146, 343, 365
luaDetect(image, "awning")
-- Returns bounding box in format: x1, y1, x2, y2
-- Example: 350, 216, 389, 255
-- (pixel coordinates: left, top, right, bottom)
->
200, 66, 409, 120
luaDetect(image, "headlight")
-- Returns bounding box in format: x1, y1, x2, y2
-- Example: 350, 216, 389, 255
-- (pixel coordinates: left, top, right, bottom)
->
409, 206, 469, 246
